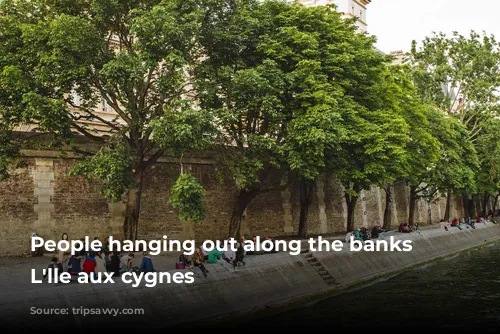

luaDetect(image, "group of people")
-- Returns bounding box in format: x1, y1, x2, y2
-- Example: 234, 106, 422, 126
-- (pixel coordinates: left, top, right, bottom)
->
43, 233, 157, 282
441, 215, 497, 231
178, 235, 277, 275
398, 223, 421, 233
43, 233, 281, 282
345, 225, 386, 243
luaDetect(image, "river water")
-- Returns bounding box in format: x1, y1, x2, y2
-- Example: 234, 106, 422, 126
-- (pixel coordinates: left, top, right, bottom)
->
218, 242, 500, 330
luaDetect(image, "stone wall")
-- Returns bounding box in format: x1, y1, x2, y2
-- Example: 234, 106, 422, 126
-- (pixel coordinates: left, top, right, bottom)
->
0, 150, 497, 256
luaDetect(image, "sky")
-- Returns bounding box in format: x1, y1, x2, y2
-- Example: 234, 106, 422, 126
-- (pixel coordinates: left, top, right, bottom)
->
368, 0, 500, 54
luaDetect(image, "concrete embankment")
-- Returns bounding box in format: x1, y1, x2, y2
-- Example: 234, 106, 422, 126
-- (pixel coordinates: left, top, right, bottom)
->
1, 223, 500, 331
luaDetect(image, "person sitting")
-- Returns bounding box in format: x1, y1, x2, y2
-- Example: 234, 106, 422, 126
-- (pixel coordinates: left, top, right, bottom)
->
354, 227, 363, 241
95, 251, 107, 275
465, 217, 475, 229
233, 241, 245, 268
222, 238, 236, 263
360, 227, 370, 240
371, 225, 383, 239
251, 236, 265, 255
68, 254, 82, 275
120, 253, 134, 273
440, 219, 451, 231
246, 236, 257, 255
398, 223, 404, 233
451, 218, 459, 227
179, 253, 192, 268
208, 248, 224, 264
108, 251, 121, 277
43, 257, 63, 283
192, 247, 209, 277
139, 252, 155, 273
264, 236, 277, 253
401, 223, 411, 233
345, 230, 354, 243
82, 251, 97, 279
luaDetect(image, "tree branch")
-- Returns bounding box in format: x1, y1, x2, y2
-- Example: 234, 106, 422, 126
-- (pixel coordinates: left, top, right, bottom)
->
70, 122, 106, 143
144, 149, 164, 168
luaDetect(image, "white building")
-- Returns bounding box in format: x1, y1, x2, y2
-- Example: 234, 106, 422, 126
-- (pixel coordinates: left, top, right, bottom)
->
390, 50, 405, 65
297, 0, 371, 32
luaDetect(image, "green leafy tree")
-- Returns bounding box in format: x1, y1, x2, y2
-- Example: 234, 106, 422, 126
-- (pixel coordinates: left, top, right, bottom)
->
249, 3, 359, 237
406, 31, 496, 221
430, 113, 478, 221
408, 31, 500, 141
379, 65, 441, 230
474, 118, 500, 216
405, 109, 478, 224
0, 0, 212, 239
195, 0, 292, 237
329, 58, 411, 232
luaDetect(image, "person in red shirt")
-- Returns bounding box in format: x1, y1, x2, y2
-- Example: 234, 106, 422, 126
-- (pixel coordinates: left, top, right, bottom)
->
83, 251, 97, 280
451, 218, 459, 227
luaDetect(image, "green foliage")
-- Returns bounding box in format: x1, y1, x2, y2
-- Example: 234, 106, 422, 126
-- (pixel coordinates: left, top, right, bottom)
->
69, 139, 134, 202
383, 65, 443, 198
474, 118, 500, 196
408, 31, 500, 140
427, 112, 478, 195
331, 62, 412, 196
150, 101, 215, 155
196, 0, 291, 191
169, 173, 206, 223
0, 0, 211, 231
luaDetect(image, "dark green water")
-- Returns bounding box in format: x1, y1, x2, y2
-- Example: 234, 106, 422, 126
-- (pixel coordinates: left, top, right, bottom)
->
221, 243, 500, 330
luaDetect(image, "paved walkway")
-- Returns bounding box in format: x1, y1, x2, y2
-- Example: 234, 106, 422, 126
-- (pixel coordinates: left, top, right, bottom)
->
0, 221, 496, 295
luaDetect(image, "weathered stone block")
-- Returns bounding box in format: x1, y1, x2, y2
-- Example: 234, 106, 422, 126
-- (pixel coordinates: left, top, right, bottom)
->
34, 188, 54, 196
34, 203, 55, 213
32, 172, 55, 182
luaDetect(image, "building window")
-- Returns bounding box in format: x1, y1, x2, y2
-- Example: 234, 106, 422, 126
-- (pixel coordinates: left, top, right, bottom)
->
359, 10, 363, 19
351, 5, 355, 14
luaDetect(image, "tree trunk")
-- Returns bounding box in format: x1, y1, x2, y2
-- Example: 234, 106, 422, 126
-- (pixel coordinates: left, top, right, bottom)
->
297, 180, 316, 238
494, 194, 499, 213
408, 185, 417, 225
228, 189, 258, 239
383, 183, 392, 230
463, 197, 470, 218
467, 197, 475, 218
444, 190, 452, 221
482, 192, 490, 216
345, 195, 358, 233
123, 168, 145, 241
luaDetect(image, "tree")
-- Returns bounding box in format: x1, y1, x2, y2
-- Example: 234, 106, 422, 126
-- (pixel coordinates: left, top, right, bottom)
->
432, 114, 478, 221
380, 65, 441, 230
405, 110, 478, 224
0, 0, 212, 239
249, 3, 360, 238
407, 31, 494, 221
331, 60, 411, 232
474, 118, 500, 215
408, 31, 500, 142
195, 0, 292, 237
